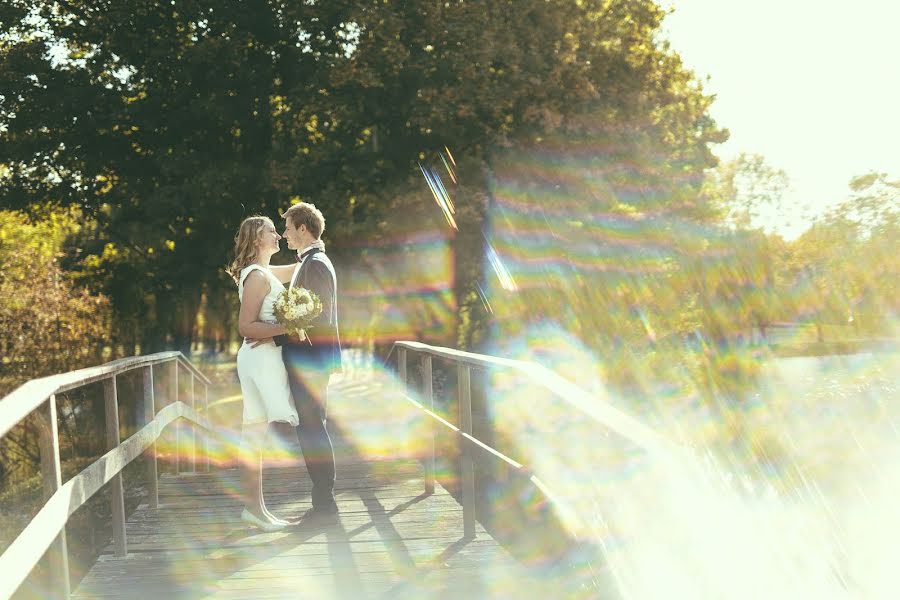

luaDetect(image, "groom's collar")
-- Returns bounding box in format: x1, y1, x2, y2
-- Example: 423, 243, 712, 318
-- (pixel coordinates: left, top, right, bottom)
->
297, 245, 321, 262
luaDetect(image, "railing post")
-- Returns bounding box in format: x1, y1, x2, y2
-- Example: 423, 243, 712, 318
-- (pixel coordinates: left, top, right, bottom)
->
104, 376, 127, 557
172, 360, 180, 474
203, 383, 211, 472
421, 354, 435, 495
189, 373, 197, 473
397, 347, 407, 395
458, 365, 476, 539
143, 366, 159, 509
36, 394, 71, 599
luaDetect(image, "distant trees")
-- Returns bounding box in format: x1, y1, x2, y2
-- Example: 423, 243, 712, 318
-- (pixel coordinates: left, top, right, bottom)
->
0, 208, 111, 486
788, 173, 899, 339
3, 2, 893, 379
0, 209, 111, 392
1, 0, 725, 357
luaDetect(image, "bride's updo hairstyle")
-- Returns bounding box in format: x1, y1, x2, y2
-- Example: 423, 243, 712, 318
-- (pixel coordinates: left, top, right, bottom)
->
227, 216, 273, 284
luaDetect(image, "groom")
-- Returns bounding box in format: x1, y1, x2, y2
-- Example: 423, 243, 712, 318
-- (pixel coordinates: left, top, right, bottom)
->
275, 202, 341, 518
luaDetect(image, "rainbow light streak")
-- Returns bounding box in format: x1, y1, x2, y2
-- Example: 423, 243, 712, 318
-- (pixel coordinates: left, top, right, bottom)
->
475, 281, 494, 314
439, 151, 457, 184
392, 132, 899, 597
475, 335, 900, 598
485, 238, 518, 292
334, 229, 457, 341
418, 162, 457, 230
444, 145, 456, 167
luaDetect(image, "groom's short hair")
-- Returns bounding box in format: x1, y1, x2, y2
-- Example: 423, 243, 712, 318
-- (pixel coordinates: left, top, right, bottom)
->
282, 202, 325, 239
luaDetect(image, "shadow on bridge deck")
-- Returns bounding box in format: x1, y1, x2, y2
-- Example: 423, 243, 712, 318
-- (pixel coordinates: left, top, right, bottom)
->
72, 369, 598, 599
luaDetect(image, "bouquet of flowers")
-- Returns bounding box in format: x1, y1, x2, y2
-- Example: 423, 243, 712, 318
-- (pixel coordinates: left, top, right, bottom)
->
273, 286, 323, 338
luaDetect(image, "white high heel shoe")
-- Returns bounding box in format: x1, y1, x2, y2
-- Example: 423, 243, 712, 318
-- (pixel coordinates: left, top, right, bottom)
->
241, 508, 287, 532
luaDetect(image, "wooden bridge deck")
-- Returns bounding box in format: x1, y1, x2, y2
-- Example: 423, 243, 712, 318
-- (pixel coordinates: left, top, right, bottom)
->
72, 371, 567, 599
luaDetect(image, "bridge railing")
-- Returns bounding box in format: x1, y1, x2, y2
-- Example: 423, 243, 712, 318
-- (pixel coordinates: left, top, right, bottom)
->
0, 352, 213, 600
392, 341, 666, 542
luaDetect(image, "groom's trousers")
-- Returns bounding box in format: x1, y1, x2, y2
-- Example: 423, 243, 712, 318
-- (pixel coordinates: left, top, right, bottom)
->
286, 367, 336, 509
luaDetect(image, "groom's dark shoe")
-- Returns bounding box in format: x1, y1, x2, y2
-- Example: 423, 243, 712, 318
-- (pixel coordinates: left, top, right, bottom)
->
298, 502, 339, 524
316, 501, 339, 515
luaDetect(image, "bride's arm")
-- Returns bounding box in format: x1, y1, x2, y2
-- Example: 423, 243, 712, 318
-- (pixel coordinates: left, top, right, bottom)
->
268, 263, 295, 284
238, 271, 287, 339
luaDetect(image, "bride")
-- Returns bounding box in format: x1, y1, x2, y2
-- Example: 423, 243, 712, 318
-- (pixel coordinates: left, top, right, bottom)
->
227, 216, 300, 531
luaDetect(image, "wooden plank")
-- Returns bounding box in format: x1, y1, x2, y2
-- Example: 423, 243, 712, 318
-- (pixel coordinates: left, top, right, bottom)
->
420, 354, 435, 495
458, 364, 476, 538
81, 542, 522, 580
36, 394, 71, 599
78, 542, 559, 599
202, 383, 211, 472
91, 537, 501, 564
161, 458, 422, 479
143, 366, 159, 509
397, 347, 407, 396
105, 376, 127, 557
173, 361, 180, 474
75, 464, 558, 600
189, 373, 197, 473
395, 341, 526, 370
122, 501, 457, 522
118, 498, 465, 528
154, 475, 422, 491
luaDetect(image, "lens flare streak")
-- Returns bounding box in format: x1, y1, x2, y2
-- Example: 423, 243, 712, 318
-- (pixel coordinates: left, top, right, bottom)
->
418, 162, 457, 230
485, 239, 518, 292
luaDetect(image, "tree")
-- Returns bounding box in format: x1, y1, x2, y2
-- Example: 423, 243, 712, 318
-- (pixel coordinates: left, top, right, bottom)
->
0, 208, 111, 488
704, 153, 793, 232
0, 209, 111, 388
1, 0, 725, 358
787, 172, 899, 339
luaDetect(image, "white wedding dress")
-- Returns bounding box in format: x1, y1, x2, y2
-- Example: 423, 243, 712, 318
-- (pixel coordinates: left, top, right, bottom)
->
236, 265, 299, 426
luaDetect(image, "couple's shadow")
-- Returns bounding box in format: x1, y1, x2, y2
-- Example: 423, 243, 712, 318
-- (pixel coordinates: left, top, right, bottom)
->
197, 411, 449, 598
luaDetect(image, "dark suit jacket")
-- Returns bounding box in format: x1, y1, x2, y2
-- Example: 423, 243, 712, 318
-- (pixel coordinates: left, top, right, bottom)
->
275, 248, 342, 374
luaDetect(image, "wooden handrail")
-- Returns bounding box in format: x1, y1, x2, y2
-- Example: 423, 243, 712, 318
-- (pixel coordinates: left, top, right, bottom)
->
394, 341, 664, 450
0, 351, 210, 439
393, 341, 678, 545
0, 352, 213, 599
0, 401, 211, 600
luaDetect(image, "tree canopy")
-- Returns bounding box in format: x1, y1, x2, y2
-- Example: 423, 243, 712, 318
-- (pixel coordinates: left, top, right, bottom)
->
1, 0, 725, 354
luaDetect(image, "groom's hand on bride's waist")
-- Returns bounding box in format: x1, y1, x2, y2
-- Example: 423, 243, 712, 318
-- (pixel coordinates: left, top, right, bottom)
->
272, 331, 309, 347
245, 336, 275, 348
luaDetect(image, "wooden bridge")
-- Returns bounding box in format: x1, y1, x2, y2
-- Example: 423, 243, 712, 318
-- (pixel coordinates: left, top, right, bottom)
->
0, 342, 667, 599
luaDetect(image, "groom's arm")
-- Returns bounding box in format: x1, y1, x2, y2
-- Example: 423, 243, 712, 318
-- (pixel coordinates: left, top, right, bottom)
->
268, 331, 305, 347
304, 261, 335, 328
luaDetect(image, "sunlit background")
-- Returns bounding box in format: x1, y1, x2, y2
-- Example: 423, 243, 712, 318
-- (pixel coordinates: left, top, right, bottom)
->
1, 0, 898, 598
663, 0, 900, 237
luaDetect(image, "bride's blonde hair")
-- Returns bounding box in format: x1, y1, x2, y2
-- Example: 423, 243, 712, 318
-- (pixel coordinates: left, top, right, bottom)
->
227, 216, 272, 284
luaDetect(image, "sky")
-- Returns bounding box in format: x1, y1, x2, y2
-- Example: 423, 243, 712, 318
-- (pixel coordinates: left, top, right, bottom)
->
661, 0, 900, 238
